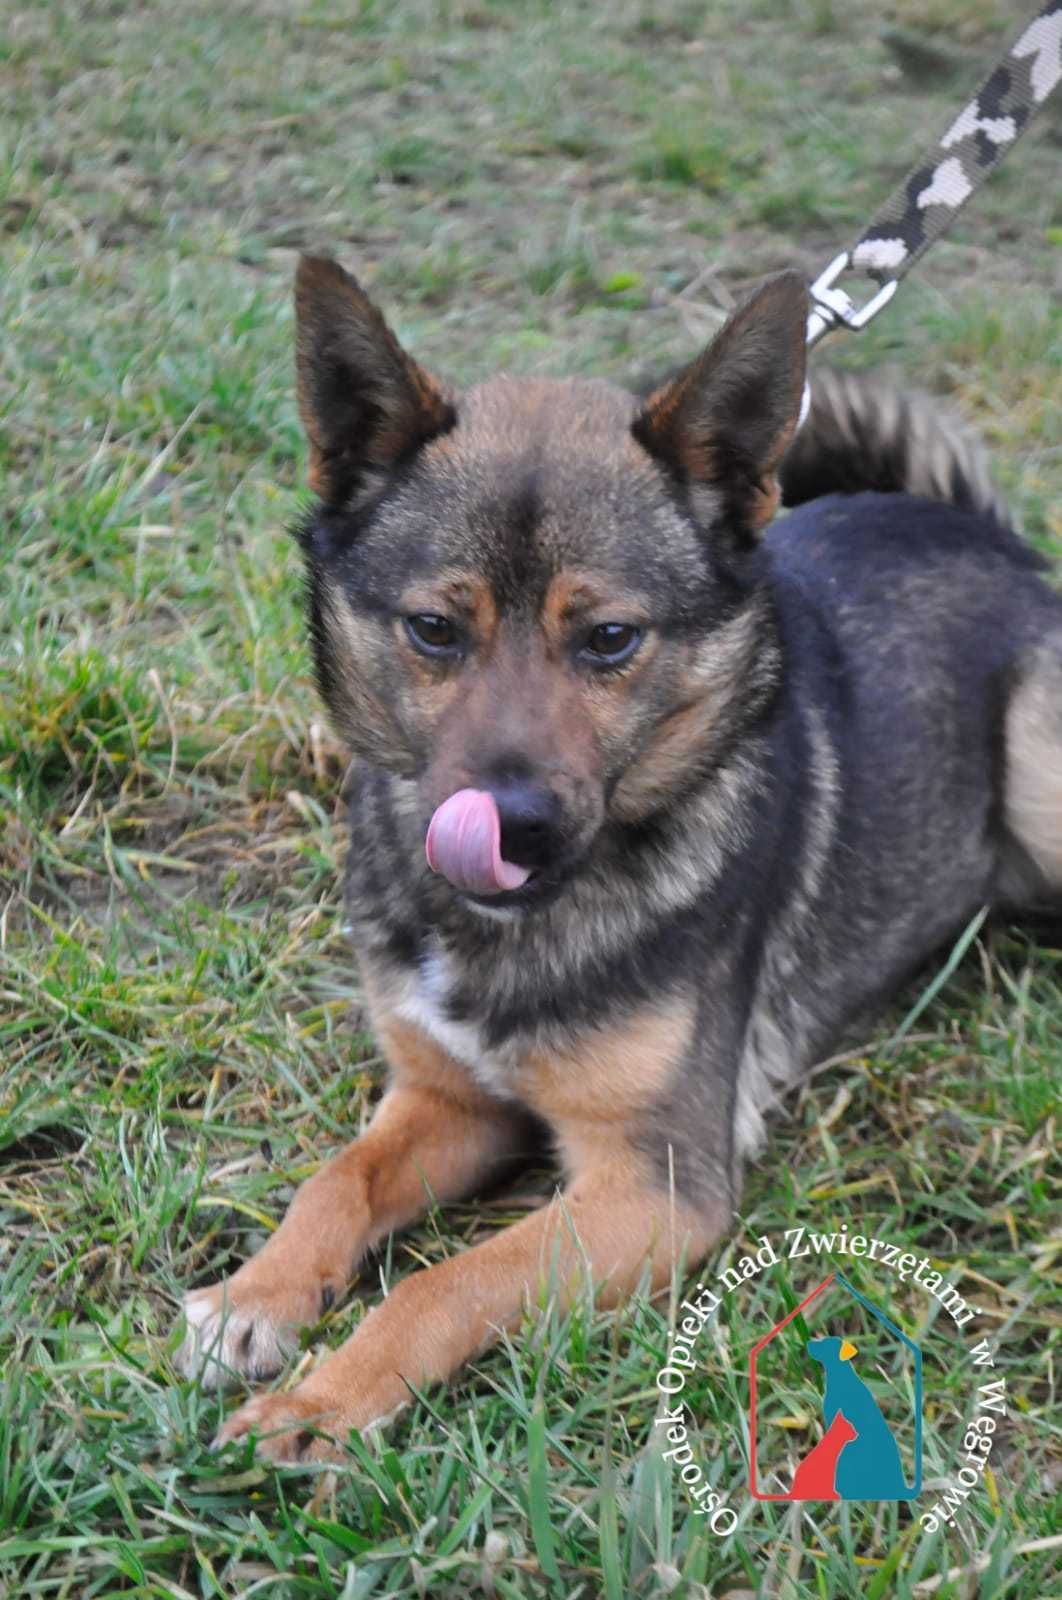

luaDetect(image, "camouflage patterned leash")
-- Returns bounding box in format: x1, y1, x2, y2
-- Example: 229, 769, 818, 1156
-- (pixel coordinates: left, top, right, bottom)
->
806, 1, 1062, 348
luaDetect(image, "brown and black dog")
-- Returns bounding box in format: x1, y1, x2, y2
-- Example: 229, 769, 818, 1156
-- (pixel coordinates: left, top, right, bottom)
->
178, 257, 1062, 1460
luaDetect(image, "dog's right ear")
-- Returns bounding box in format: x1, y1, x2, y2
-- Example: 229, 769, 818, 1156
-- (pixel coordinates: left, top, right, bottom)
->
294, 255, 456, 504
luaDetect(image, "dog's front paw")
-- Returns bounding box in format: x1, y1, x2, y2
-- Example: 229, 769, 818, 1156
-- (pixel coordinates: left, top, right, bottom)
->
213, 1382, 381, 1463
213, 1386, 343, 1462
212, 1343, 409, 1462
177, 1272, 337, 1386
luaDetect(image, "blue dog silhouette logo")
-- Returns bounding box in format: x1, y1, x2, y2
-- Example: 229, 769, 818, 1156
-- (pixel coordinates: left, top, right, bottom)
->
749, 1271, 922, 1501
798, 1336, 913, 1499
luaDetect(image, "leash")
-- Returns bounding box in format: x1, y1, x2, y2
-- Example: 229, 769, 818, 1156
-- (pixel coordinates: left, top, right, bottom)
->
806, 1, 1062, 348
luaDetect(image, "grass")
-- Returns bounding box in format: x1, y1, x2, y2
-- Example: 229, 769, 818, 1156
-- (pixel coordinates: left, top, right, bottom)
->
1, 0, 1060, 1595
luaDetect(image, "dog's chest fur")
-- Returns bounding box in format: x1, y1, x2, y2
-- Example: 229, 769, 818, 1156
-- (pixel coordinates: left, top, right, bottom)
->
393, 937, 524, 1099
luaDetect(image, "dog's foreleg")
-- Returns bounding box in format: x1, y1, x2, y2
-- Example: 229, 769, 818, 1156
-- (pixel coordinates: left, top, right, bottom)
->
177, 1020, 535, 1384
213, 1144, 717, 1461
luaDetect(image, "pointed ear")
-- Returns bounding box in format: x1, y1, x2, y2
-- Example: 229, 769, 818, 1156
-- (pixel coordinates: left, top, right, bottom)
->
294, 255, 456, 504
632, 270, 808, 538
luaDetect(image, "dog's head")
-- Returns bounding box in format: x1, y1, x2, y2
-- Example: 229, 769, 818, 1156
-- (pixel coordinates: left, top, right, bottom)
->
294, 256, 806, 912
806, 1337, 859, 1367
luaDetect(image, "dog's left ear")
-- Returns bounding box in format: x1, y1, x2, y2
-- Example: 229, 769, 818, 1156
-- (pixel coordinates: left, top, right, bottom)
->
294, 255, 456, 504
633, 270, 808, 539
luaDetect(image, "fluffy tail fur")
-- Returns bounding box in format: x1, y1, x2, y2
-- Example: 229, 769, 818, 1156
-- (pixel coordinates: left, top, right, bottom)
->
780, 368, 1011, 524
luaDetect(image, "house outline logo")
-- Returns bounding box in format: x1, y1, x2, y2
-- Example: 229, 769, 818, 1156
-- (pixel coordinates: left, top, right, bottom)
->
748, 1269, 923, 1502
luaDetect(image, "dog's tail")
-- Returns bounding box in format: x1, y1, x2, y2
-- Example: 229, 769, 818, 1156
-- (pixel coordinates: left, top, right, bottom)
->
780, 368, 1011, 525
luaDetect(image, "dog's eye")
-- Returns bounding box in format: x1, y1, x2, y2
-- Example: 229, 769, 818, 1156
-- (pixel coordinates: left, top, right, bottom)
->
405, 613, 459, 656
582, 623, 642, 665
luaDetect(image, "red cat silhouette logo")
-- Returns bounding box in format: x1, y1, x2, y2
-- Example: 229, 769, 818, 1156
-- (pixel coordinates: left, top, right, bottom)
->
749, 1271, 922, 1501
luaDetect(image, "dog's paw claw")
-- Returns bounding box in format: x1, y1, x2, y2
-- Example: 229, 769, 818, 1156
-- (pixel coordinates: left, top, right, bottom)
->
214, 1390, 344, 1464
176, 1284, 299, 1387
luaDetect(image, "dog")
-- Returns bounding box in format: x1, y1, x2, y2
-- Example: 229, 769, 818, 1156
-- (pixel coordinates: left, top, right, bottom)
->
178, 256, 1062, 1462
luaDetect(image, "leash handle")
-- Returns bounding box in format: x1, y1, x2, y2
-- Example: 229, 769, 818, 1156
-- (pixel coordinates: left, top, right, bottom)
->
807, 1, 1062, 347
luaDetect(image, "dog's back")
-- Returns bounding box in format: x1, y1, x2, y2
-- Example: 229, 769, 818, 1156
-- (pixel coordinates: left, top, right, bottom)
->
738, 492, 1055, 1132
689, 364, 1059, 1151
735, 446, 1059, 1151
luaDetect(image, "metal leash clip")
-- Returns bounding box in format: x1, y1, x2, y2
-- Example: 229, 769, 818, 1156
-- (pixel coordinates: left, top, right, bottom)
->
806, 251, 899, 348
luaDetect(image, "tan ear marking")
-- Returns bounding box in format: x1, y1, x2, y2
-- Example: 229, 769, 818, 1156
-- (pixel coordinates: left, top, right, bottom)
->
294, 254, 455, 502
632, 270, 808, 542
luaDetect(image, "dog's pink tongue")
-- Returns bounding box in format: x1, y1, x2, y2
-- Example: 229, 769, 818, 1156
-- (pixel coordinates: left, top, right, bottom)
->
425, 789, 531, 895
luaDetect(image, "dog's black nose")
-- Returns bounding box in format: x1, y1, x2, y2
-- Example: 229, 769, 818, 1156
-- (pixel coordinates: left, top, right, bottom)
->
491, 779, 563, 871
